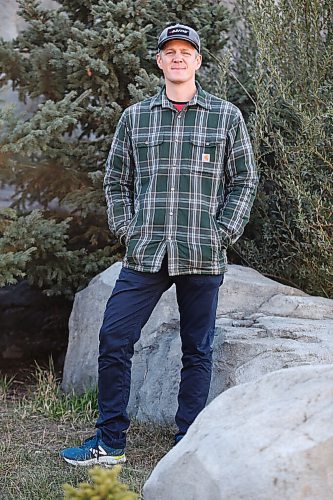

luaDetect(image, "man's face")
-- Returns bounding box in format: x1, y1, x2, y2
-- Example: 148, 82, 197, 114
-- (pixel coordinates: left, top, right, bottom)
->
156, 39, 202, 85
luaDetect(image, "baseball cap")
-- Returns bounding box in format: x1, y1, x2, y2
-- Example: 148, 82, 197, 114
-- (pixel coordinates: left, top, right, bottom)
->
158, 24, 201, 53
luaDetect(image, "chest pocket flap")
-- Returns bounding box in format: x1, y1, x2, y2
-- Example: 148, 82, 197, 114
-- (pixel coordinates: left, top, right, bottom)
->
132, 135, 165, 172
133, 135, 164, 148
190, 133, 226, 147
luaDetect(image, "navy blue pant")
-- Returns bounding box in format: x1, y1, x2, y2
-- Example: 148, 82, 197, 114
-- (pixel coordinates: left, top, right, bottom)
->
96, 253, 223, 448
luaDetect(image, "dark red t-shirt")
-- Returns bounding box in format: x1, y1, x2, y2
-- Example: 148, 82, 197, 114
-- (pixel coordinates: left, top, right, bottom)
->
171, 100, 188, 112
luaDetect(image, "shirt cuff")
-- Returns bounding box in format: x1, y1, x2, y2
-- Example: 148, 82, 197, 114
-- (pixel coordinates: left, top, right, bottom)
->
117, 225, 128, 245
216, 224, 231, 248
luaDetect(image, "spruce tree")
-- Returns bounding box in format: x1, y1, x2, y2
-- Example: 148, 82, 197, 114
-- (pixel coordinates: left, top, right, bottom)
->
0, 0, 232, 297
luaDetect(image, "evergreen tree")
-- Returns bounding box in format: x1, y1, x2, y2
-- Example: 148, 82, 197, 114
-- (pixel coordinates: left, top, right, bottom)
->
0, 0, 232, 297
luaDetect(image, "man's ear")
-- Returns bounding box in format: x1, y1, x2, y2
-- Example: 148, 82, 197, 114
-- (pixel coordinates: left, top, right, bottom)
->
195, 54, 202, 71
156, 52, 163, 70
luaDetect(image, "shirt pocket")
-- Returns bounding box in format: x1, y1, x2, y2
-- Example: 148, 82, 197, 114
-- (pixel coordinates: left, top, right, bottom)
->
190, 133, 226, 174
211, 215, 227, 250
132, 135, 165, 177
125, 211, 140, 245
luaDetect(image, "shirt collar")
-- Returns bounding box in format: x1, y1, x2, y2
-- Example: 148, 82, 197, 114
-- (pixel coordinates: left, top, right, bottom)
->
150, 81, 211, 110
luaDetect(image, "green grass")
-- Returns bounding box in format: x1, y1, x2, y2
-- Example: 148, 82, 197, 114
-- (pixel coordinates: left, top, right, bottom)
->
0, 372, 15, 400
19, 359, 99, 423
0, 365, 176, 499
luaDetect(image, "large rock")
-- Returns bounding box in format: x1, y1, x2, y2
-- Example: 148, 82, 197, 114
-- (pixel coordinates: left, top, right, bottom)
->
143, 363, 333, 500
61, 264, 333, 425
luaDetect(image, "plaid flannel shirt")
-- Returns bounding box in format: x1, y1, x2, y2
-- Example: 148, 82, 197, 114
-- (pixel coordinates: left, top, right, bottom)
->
104, 82, 259, 275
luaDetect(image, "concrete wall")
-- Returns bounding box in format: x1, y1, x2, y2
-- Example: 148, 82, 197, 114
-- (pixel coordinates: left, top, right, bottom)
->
0, 0, 59, 41
0, 0, 59, 110
0, 1, 59, 209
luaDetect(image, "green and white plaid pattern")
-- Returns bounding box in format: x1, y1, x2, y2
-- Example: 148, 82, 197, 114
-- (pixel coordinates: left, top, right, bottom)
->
104, 82, 259, 275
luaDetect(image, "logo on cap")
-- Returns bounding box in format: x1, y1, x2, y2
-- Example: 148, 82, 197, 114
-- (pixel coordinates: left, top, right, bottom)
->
167, 28, 190, 36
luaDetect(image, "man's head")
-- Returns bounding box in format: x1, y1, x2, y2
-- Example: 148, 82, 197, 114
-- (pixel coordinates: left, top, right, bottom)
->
158, 24, 201, 53
156, 24, 202, 85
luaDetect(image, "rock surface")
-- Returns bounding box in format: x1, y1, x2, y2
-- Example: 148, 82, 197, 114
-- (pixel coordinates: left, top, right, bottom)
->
61, 263, 333, 425
143, 363, 333, 500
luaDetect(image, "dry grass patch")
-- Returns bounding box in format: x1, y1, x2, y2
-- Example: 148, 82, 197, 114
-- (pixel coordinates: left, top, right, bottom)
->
0, 368, 175, 499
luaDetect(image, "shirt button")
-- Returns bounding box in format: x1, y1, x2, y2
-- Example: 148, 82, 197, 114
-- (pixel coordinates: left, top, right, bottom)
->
170, 212, 173, 215
168, 237, 172, 241
171, 187, 175, 191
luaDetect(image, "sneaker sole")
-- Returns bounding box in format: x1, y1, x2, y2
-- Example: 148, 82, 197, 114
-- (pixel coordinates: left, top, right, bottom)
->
62, 454, 126, 467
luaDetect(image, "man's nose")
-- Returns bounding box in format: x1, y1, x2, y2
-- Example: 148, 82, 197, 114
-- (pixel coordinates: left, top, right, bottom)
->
172, 53, 184, 62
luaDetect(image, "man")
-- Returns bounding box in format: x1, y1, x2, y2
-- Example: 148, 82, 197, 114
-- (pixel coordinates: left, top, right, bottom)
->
61, 23, 258, 466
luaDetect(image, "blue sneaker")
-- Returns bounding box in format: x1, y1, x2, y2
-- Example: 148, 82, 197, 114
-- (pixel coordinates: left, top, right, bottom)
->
60, 430, 126, 466
174, 433, 185, 446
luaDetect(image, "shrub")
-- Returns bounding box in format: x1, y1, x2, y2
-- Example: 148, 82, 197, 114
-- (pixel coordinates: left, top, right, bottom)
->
235, 0, 333, 297
63, 465, 137, 499
0, 207, 120, 297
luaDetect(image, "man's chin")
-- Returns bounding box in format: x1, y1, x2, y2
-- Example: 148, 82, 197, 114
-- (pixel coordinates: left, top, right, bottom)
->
167, 77, 189, 84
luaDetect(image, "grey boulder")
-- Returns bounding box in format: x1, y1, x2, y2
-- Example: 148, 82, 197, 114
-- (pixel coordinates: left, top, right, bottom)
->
143, 363, 333, 500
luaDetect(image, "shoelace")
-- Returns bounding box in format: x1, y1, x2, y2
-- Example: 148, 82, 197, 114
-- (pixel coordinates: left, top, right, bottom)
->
85, 434, 104, 460
83, 433, 123, 460
91, 444, 101, 460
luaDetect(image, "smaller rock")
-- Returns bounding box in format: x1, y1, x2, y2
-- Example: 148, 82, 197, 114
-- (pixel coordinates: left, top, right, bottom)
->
143, 363, 333, 500
260, 294, 333, 320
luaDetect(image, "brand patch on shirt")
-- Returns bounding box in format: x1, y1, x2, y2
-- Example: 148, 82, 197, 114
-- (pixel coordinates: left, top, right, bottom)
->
167, 27, 190, 37
202, 153, 210, 162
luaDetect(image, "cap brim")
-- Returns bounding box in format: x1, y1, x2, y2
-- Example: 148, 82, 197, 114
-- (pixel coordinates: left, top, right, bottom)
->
158, 36, 200, 52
